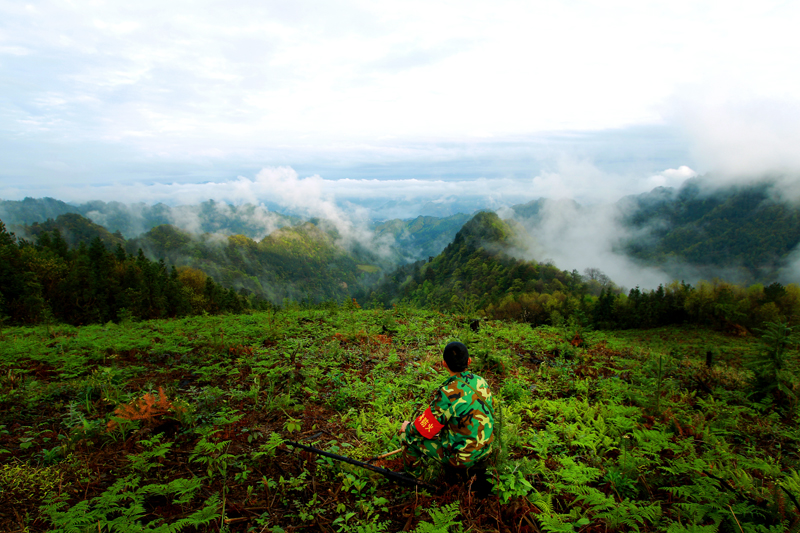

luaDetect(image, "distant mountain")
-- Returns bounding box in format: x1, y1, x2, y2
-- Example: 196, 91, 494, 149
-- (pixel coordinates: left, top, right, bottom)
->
0, 197, 79, 226
0, 197, 299, 239
618, 177, 800, 282
24, 213, 126, 250
126, 221, 383, 303
7, 178, 800, 288
1, 197, 472, 264
509, 198, 581, 223
372, 213, 471, 263
366, 211, 591, 323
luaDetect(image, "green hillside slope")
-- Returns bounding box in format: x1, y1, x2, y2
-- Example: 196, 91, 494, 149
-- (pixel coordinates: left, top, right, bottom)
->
620, 178, 800, 280
368, 211, 591, 323
128, 221, 380, 303
373, 213, 471, 262
23, 213, 126, 250
1, 308, 798, 531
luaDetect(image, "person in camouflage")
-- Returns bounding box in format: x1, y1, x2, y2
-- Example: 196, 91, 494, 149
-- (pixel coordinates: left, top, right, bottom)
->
400, 341, 495, 475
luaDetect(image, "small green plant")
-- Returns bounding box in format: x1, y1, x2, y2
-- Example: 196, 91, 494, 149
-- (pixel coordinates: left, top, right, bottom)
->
412, 501, 463, 533
0, 461, 63, 503
492, 463, 535, 504
62, 401, 101, 442
650, 353, 667, 415
500, 377, 530, 404
127, 434, 174, 475
42, 475, 220, 531
602, 466, 639, 499
283, 414, 302, 433
747, 320, 800, 408
252, 432, 285, 460
190, 427, 234, 479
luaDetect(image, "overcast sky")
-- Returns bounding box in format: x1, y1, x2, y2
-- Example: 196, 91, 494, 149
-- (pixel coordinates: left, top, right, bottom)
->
2, 0, 800, 209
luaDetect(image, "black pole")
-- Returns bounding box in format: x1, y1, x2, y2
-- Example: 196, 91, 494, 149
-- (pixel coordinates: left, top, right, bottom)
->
285, 440, 438, 491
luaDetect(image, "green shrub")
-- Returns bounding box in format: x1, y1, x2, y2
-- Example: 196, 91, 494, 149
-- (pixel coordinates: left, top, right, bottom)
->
747, 320, 800, 409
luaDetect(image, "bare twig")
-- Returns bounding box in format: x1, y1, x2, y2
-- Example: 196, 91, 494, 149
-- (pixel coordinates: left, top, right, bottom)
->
728, 505, 745, 533
522, 513, 541, 533
366, 447, 404, 463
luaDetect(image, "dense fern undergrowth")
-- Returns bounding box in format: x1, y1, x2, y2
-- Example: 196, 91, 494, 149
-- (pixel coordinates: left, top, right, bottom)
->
1, 304, 799, 532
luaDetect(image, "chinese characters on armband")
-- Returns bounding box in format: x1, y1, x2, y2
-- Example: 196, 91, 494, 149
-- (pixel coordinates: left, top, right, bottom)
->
413, 406, 445, 438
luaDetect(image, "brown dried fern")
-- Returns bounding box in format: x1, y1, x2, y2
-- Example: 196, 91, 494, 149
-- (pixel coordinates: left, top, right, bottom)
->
107, 386, 183, 431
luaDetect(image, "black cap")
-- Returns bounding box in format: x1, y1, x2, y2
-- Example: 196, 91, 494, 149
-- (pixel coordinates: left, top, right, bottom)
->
443, 341, 469, 372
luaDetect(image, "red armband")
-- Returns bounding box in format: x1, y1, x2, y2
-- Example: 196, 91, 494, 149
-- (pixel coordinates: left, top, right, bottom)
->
413, 406, 445, 439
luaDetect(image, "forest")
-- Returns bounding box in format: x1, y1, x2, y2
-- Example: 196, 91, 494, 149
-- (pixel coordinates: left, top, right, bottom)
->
0, 220, 255, 326
5, 209, 800, 335
619, 179, 800, 281
363, 212, 800, 336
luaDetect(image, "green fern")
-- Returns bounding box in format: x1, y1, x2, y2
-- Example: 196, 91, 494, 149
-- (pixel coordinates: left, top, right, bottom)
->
252, 431, 285, 459
554, 456, 601, 487
42, 475, 220, 532
781, 469, 800, 514
589, 495, 662, 532
537, 513, 586, 533
664, 524, 718, 533
528, 489, 555, 515
355, 522, 389, 533
412, 501, 463, 533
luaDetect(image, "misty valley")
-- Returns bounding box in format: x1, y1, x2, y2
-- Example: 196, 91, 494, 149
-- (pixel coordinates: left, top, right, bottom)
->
1, 175, 800, 532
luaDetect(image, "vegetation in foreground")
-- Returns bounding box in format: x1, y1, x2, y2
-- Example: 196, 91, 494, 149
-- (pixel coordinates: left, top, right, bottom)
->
1, 305, 799, 532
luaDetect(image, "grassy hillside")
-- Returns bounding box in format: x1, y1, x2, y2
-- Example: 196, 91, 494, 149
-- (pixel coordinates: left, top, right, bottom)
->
1, 306, 798, 531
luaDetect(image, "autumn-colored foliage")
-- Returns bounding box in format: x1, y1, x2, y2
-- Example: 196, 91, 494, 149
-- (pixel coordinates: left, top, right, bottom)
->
228, 344, 254, 357
107, 386, 183, 431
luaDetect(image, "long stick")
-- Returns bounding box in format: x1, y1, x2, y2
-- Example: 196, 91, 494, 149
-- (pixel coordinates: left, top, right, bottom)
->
285, 440, 438, 491
367, 447, 404, 463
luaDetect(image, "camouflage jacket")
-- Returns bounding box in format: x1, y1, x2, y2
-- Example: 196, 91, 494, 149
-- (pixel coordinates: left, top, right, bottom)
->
406, 371, 495, 466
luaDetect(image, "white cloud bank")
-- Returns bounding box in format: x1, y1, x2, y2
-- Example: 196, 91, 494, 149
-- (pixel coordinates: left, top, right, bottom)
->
2, 0, 799, 163
20, 162, 702, 214
506, 200, 673, 290
672, 97, 800, 201
641, 166, 698, 191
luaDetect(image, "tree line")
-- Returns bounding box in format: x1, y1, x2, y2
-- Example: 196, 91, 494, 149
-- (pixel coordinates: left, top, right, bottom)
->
5, 209, 800, 334
0, 221, 260, 326
363, 212, 800, 333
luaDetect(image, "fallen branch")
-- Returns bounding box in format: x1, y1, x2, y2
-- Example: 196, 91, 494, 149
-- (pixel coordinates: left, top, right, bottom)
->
367, 447, 404, 463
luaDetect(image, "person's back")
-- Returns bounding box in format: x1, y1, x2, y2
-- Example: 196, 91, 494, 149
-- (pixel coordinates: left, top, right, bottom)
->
400, 342, 495, 474
436, 370, 494, 467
